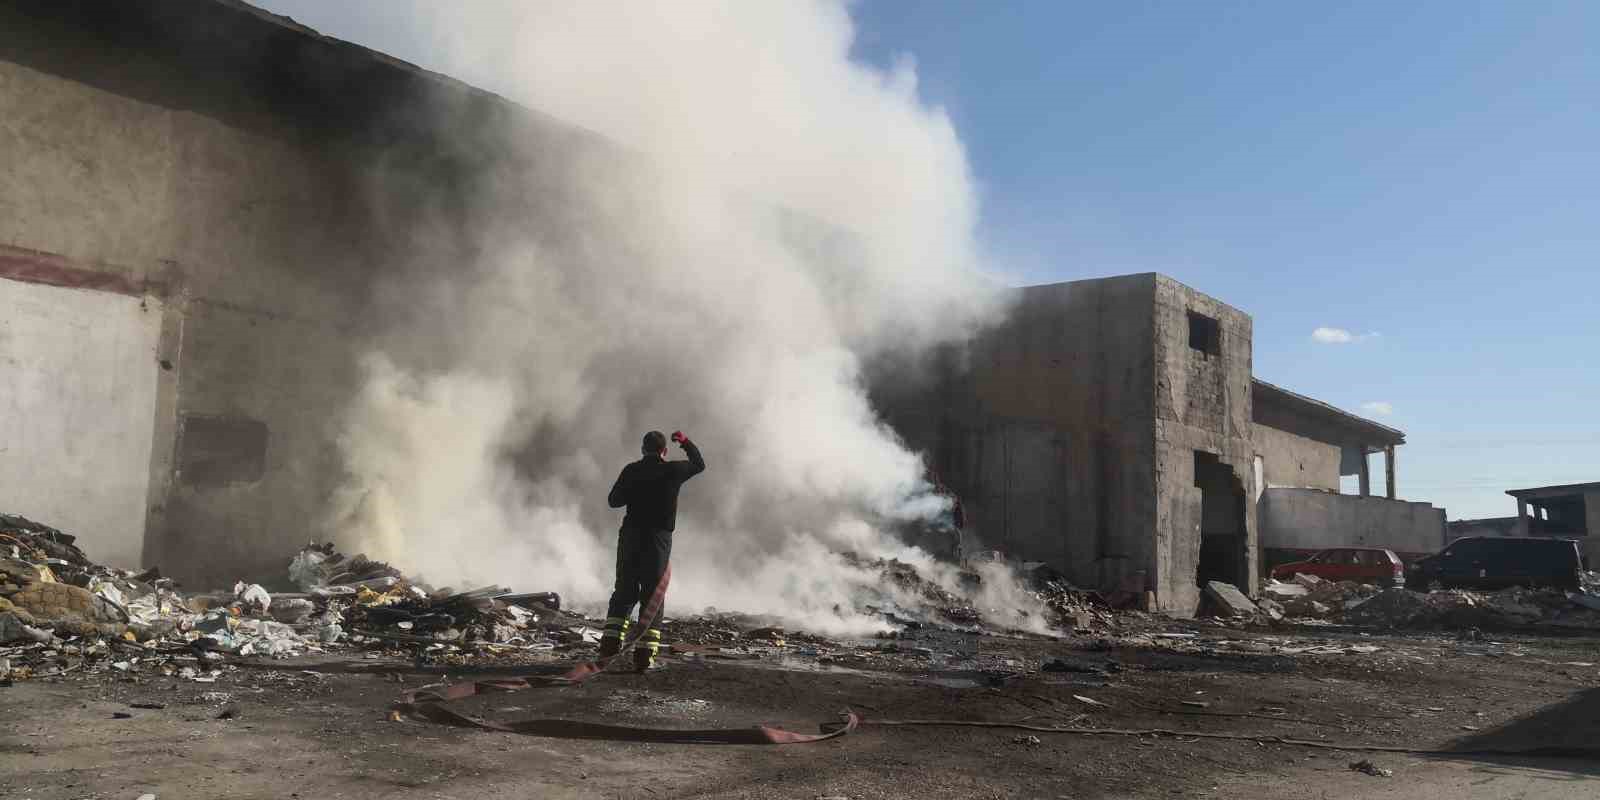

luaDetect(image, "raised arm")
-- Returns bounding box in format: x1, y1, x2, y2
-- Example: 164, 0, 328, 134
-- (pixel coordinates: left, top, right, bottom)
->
673, 432, 705, 480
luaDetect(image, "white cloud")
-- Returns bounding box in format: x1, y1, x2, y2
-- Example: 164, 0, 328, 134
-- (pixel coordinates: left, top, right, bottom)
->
1360, 401, 1394, 417
1312, 327, 1380, 344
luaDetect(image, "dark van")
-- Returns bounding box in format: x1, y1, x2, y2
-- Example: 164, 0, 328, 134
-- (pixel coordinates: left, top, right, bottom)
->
1406, 536, 1583, 591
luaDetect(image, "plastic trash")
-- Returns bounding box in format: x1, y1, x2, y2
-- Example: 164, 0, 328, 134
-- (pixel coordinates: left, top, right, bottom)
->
88, 578, 126, 607
318, 623, 344, 644
288, 548, 329, 591
504, 605, 538, 626
232, 582, 271, 614
234, 618, 306, 657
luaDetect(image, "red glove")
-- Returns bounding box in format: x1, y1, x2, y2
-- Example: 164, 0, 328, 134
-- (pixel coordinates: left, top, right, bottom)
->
671, 431, 688, 445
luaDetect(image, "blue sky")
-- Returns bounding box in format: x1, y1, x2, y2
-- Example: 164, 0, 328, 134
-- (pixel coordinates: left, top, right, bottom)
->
845, 1, 1600, 518
259, 1, 1598, 519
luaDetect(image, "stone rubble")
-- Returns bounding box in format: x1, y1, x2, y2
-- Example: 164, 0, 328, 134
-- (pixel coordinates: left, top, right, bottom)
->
1254, 570, 1600, 631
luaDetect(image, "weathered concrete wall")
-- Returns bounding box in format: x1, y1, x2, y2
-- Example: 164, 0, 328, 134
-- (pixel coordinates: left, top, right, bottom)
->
0, 0, 607, 584
1152, 276, 1255, 613
1260, 488, 1445, 558
1447, 517, 1519, 541
0, 279, 163, 568
875, 275, 1158, 596
1251, 422, 1340, 491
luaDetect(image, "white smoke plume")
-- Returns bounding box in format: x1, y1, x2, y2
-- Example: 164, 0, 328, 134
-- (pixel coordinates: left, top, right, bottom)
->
307, 2, 1019, 632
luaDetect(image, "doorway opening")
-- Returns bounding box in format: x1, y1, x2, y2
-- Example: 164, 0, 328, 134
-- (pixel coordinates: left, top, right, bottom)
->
1194, 451, 1247, 588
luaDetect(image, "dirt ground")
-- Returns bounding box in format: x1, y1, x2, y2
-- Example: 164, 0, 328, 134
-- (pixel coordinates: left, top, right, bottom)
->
4, 622, 1598, 800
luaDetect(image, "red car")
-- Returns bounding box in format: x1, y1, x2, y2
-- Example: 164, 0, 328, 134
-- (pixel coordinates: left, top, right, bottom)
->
1270, 547, 1405, 587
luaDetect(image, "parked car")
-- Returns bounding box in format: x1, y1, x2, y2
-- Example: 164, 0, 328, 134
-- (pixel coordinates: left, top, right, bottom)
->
1406, 536, 1583, 591
1270, 547, 1405, 587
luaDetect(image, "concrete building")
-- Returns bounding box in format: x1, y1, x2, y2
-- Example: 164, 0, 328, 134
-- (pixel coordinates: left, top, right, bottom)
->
875, 275, 1445, 615
1447, 482, 1598, 567
1251, 380, 1445, 564
0, 0, 617, 585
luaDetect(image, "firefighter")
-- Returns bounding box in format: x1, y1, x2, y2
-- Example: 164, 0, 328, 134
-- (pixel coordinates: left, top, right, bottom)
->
600, 429, 705, 670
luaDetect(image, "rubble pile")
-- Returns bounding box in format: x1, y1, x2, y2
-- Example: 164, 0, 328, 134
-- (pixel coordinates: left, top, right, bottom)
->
1, 514, 176, 644
1, 514, 269, 682
0, 512, 587, 682
840, 552, 984, 627
1258, 574, 1380, 621
839, 552, 1114, 633
1025, 564, 1116, 631
1343, 585, 1600, 630
1256, 571, 1600, 631
275, 543, 579, 664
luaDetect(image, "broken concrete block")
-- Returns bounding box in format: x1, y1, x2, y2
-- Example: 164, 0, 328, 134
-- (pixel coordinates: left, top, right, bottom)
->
1264, 579, 1309, 599
1292, 573, 1326, 590
1204, 581, 1259, 618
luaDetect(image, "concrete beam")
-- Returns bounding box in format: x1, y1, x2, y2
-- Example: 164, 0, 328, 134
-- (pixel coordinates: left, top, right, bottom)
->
1384, 445, 1396, 500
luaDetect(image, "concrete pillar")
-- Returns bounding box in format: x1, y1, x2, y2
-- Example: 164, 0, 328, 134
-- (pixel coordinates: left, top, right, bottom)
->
1358, 447, 1371, 497
1383, 445, 1396, 500
1516, 499, 1528, 537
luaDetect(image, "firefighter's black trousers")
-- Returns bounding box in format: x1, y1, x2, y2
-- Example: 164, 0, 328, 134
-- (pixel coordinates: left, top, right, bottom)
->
603, 526, 671, 656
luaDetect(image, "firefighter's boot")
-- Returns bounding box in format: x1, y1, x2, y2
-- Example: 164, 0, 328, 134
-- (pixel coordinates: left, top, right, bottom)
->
633, 627, 662, 672
597, 617, 629, 660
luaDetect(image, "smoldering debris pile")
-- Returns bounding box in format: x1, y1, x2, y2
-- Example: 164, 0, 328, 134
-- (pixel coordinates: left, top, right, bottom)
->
838, 553, 1115, 634
289, 542, 572, 659
0, 513, 585, 683
841, 552, 983, 627
1258, 572, 1600, 630
1024, 563, 1119, 631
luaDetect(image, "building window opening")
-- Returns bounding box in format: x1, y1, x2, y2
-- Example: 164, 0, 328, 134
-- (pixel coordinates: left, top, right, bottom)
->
1188, 311, 1221, 357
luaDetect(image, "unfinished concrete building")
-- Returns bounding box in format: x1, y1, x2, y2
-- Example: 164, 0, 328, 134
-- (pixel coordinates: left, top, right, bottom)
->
1447, 482, 1598, 567
877, 274, 1445, 615
1251, 380, 1445, 563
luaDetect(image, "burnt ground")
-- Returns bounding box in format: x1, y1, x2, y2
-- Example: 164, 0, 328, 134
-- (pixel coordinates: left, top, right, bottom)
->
3, 621, 1599, 800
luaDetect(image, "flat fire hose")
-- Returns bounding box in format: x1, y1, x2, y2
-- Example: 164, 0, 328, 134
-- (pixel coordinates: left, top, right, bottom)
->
392, 664, 860, 744
391, 562, 860, 744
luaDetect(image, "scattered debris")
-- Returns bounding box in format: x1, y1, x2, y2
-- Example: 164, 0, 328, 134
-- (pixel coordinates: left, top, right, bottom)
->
1012, 734, 1042, 746
1349, 759, 1393, 778
0, 514, 583, 681
1262, 578, 1309, 599
1042, 657, 1104, 674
